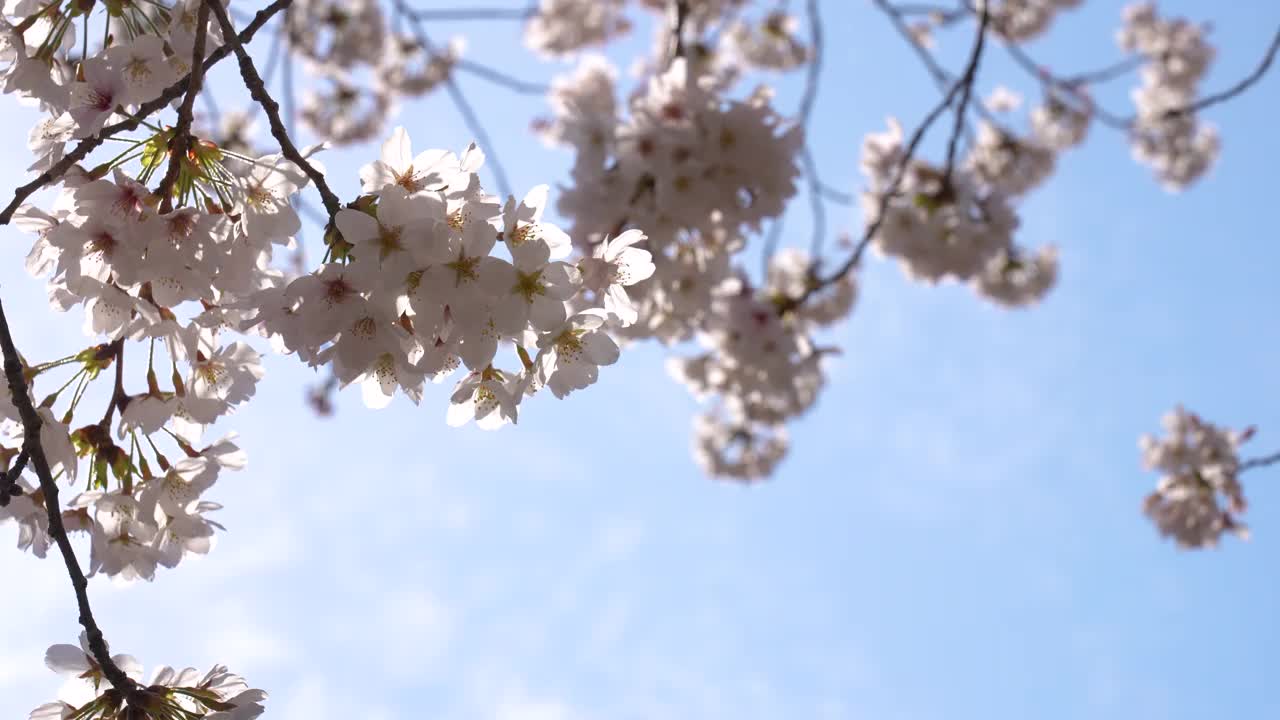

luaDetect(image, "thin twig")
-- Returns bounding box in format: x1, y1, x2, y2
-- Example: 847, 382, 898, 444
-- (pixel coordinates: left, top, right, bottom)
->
872, 0, 987, 143
873, 0, 951, 90
205, 0, 343, 227
453, 59, 549, 95
156, 1, 212, 214
438, 73, 513, 199
397, 2, 513, 198
1060, 55, 1144, 86
797, 0, 827, 260
97, 339, 125, 429
1003, 41, 1132, 130
888, 2, 966, 22
942, 3, 990, 186
1166, 27, 1280, 117
817, 181, 853, 205
1241, 450, 1280, 473
0, 0, 293, 227
0, 299, 142, 706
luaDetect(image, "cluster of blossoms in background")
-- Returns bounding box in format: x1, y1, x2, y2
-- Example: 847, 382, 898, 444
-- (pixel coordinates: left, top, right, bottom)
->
1140, 407, 1253, 550
0, 0, 1273, 715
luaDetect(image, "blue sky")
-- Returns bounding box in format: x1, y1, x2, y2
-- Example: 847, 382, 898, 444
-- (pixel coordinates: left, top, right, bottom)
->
2, 1, 1280, 718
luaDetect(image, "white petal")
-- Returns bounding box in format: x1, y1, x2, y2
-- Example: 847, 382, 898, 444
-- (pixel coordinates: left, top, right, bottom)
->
583, 332, 620, 366
44, 645, 89, 674
382, 126, 412, 169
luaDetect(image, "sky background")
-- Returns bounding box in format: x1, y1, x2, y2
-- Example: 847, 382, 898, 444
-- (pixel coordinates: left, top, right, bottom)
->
2, 1, 1280, 718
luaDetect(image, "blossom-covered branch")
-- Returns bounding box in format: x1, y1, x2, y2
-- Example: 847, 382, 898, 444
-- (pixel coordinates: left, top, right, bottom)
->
0, 0, 292, 227
0, 300, 141, 707
0, 1, 1277, 712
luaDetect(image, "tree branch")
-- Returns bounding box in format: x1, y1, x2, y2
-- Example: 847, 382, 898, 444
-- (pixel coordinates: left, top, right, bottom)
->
942, 3, 990, 186
1059, 55, 1144, 86
1003, 41, 1134, 131
1240, 450, 1280, 473
156, 1, 212, 214
1166, 26, 1280, 117
206, 0, 343, 230
0, 447, 29, 506
874, 0, 953, 90
0, 0, 293, 228
97, 339, 125, 430
0, 298, 141, 705
454, 58, 549, 95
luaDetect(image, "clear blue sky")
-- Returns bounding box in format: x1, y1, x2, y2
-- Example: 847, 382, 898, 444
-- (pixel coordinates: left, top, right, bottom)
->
2, 1, 1279, 718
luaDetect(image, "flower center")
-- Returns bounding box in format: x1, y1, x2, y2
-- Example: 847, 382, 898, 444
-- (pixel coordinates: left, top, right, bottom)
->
513, 269, 545, 303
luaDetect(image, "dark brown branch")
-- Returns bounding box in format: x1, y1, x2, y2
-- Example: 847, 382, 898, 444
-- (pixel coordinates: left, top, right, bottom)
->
942, 3, 990, 186
1167, 27, 1280, 117
0, 5, 291, 709
0, 447, 29, 506
205, 0, 343, 229
156, 1, 212, 214
0, 299, 141, 705
1241, 450, 1280, 473
0, 0, 293, 228
97, 339, 125, 429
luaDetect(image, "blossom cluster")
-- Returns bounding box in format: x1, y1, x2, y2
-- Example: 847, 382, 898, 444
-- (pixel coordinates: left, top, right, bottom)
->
982, 0, 1083, 42
243, 127, 639, 424
1118, 2, 1219, 190
1139, 406, 1252, 549
859, 118, 1059, 308
539, 52, 825, 475
671, 249, 853, 480
276, 0, 474, 144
